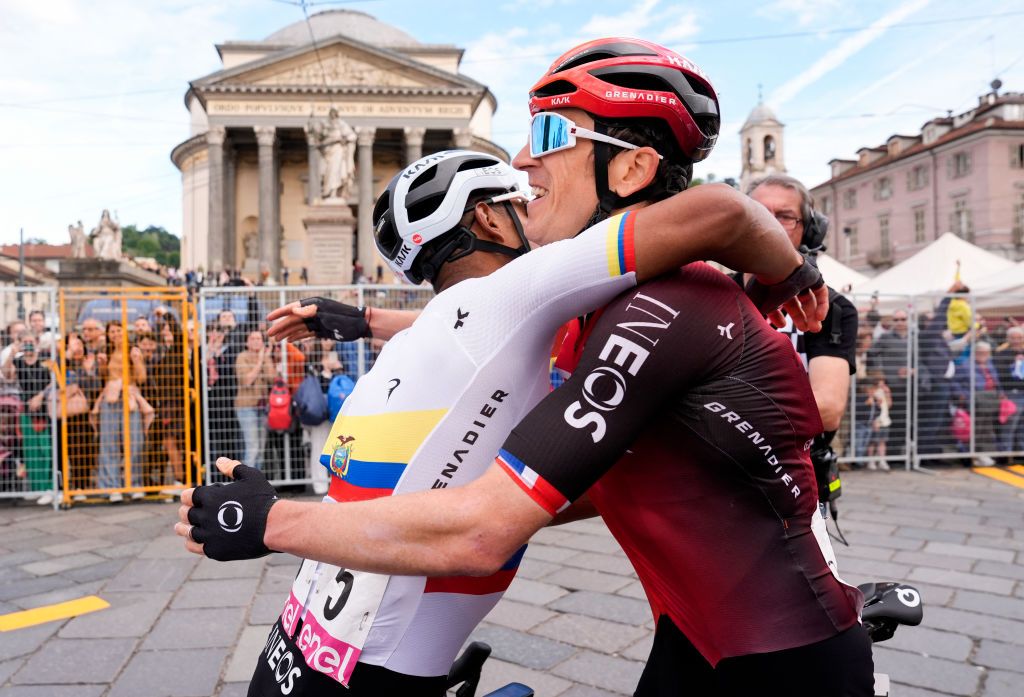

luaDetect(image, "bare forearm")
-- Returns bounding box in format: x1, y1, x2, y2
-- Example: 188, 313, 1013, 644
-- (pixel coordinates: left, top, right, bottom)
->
633, 184, 800, 284
368, 308, 419, 341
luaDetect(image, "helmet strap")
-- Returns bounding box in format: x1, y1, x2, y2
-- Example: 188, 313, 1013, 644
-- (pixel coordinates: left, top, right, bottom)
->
587, 122, 657, 234
417, 200, 531, 282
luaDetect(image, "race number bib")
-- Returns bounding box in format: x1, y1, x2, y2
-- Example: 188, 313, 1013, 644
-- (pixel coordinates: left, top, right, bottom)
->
281, 558, 391, 686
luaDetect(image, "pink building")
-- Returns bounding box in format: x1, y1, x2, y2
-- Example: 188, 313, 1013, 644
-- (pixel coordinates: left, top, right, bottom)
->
810, 84, 1024, 271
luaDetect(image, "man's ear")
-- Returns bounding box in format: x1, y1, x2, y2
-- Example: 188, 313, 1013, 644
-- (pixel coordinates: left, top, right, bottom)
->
608, 147, 660, 197
472, 202, 517, 246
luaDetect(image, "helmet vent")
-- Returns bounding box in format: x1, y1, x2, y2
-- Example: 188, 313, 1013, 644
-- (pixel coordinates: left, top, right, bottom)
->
554, 41, 658, 72
407, 193, 445, 223
455, 158, 498, 173
533, 79, 577, 98
407, 165, 439, 192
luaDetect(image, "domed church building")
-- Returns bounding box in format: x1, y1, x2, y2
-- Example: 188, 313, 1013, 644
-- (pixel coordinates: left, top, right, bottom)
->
171, 10, 503, 283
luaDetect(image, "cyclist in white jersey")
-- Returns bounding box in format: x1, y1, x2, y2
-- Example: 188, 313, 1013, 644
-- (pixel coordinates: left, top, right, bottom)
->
179, 147, 822, 695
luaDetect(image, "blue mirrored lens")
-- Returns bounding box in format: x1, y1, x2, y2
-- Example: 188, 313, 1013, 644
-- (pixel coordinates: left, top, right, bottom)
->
531, 114, 570, 157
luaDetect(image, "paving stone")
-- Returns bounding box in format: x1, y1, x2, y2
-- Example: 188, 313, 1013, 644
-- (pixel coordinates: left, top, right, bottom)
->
923, 542, 1016, 563
562, 552, 636, 576
11, 637, 136, 684
620, 632, 654, 662
561, 519, 614, 536
983, 669, 1024, 697
0, 687, 106, 697
841, 532, 924, 551
889, 685, 968, 697
831, 556, 913, 581
105, 558, 196, 592
96, 540, 150, 559
10, 579, 103, 610
503, 577, 571, 606
897, 526, 969, 544
139, 534, 196, 559
109, 648, 228, 697
532, 614, 648, 653
558, 685, 624, 697
0, 621, 59, 662
92, 508, 160, 525
548, 591, 651, 626
522, 543, 575, 563
542, 568, 633, 594
143, 607, 246, 649
527, 527, 578, 546
191, 557, 266, 580
951, 590, 1024, 621
891, 550, 975, 572
468, 624, 576, 670
905, 582, 955, 608
871, 645, 982, 695
931, 495, 981, 508
223, 624, 272, 683
969, 534, 1024, 554
924, 606, 1024, 644
218, 683, 252, 697
171, 577, 260, 609
841, 519, 898, 536
19, 551, 106, 576
64, 556, 130, 584
0, 574, 65, 602
974, 639, 1024, 673
249, 592, 286, 625
615, 580, 647, 600
972, 560, 1024, 582
908, 568, 1015, 596
515, 557, 563, 580
60, 591, 171, 638
484, 599, 558, 631
472, 657, 574, 697
880, 625, 973, 661
834, 544, 895, 562
0, 656, 24, 683
258, 564, 298, 595
66, 523, 137, 540
550, 532, 623, 555
551, 649, 644, 695
0, 549, 48, 569
265, 552, 304, 567
39, 537, 111, 556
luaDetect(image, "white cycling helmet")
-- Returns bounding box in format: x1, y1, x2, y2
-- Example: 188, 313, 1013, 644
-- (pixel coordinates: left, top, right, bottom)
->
372, 150, 529, 284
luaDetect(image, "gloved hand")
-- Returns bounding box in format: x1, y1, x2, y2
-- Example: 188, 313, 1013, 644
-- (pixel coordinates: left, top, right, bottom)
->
300, 296, 372, 341
746, 256, 826, 332
186, 462, 279, 561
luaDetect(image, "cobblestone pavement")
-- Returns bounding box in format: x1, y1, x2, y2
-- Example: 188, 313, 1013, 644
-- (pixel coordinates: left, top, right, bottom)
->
0, 467, 1022, 697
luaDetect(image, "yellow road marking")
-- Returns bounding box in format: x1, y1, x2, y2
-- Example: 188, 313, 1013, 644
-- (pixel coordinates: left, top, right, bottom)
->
973, 467, 1024, 489
0, 596, 109, 632
1009, 465, 1024, 476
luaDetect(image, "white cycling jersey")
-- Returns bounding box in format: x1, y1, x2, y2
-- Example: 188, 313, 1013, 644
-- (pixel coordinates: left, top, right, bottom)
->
280, 212, 640, 684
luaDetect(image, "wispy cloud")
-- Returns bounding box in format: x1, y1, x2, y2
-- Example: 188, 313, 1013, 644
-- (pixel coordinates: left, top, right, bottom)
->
756, 0, 847, 28
768, 0, 931, 109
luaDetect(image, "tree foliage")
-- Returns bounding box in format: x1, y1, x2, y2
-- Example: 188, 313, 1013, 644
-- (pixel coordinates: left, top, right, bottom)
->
121, 224, 180, 268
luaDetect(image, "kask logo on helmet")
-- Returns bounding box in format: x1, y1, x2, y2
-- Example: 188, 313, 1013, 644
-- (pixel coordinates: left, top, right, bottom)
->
401, 152, 446, 179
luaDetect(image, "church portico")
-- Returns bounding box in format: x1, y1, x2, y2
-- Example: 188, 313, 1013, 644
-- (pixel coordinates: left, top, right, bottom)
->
172, 10, 505, 283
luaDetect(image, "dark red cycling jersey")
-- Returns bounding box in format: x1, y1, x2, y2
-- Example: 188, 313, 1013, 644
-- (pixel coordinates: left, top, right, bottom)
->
498, 263, 862, 665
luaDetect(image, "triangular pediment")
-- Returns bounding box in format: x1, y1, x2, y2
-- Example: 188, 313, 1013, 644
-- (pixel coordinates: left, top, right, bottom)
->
198, 37, 474, 91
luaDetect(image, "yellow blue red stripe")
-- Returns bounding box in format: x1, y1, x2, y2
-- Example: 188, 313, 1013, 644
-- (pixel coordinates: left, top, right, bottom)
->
605, 211, 637, 277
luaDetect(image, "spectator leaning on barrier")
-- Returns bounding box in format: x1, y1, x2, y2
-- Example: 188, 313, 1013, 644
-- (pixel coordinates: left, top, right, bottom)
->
1, 332, 54, 504
234, 329, 276, 469
869, 309, 910, 458
995, 326, 1024, 453
956, 340, 1003, 466
916, 287, 961, 456
59, 332, 102, 496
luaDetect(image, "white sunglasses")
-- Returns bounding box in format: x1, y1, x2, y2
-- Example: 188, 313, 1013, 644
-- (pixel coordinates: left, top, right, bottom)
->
529, 112, 662, 160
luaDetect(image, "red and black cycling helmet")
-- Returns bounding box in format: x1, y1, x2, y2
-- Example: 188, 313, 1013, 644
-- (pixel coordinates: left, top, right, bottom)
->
528, 37, 719, 162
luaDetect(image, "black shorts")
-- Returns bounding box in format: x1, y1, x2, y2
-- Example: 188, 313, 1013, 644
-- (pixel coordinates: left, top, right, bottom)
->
247, 617, 447, 697
634, 615, 874, 697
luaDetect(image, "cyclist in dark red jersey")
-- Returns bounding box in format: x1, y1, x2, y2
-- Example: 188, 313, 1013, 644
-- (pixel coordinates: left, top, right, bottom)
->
178, 38, 870, 696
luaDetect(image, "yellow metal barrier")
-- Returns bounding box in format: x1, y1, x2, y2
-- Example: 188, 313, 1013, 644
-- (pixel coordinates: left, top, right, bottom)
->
57, 287, 200, 505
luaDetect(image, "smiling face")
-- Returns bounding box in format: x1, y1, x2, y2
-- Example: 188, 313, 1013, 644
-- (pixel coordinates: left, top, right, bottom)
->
512, 108, 600, 246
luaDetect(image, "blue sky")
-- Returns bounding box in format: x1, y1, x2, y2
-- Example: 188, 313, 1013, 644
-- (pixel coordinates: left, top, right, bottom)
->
1, 0, 1023, 246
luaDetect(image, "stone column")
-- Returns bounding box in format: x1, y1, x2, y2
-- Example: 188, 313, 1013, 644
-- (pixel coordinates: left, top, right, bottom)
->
356, 127, 376, 272
255, 126, 281, 279
224, 144, 236, 270
403, 126, 426, 165
305, 127, 321, 205
453, 127, 473, 149
206, 126, 227, 274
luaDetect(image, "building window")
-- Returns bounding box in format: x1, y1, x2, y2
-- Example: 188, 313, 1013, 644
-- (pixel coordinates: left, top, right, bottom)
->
949, 151, 971, 178
1011, 143, 1024, 169
821, 195, 832, 216
950, 197, 974, 241
1013, 193, 1024, 247
847, 224, 858, 256
874, 176, 893, 200
913, 207, 926, 243
879, 215, 891, 256
843, 188, 857, 209
907, 164, 929, 191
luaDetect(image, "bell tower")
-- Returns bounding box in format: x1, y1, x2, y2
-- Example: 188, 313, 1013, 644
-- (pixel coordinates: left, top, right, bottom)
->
739, 86, 786, 192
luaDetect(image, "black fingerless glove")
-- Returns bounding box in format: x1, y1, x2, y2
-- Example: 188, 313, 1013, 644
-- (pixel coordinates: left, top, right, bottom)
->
188, 465, 279, 561
299, 297, 371, 342
744, 255, 824, 316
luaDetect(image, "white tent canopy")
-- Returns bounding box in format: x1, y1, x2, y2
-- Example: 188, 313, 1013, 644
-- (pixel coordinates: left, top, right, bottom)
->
815, 253, 868, 293
972, 260, 1024, 294
852, 233, 1015, 296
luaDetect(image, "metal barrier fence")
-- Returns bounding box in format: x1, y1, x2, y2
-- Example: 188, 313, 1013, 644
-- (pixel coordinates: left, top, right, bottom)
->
836, 292, 1024, 471
56, 287, 201, 504
197, 285, 433, 487
0, 287, 59, 505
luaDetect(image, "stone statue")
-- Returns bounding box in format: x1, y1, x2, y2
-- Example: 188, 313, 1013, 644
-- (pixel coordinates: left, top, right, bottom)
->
68, 220, 87, 258
309, 109, 357, 201
89, 209, 122, 260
